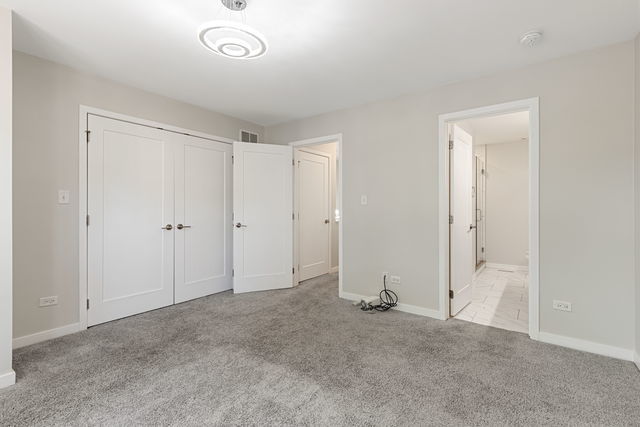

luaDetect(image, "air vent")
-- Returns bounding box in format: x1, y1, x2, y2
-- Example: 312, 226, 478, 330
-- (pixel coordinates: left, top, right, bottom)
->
240, 130, 259, 143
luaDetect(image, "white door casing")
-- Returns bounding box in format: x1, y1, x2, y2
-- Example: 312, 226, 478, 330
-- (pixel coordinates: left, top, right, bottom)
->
87, 115, 175, 326
174, 135, 233, 304
450, 125, 474, 316
233, 142, 293, 293
296, 149, 331, 281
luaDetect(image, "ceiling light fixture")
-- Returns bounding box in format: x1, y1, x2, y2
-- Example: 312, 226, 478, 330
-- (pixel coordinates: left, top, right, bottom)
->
520, 30, 543, 47
198, 0, 268, 60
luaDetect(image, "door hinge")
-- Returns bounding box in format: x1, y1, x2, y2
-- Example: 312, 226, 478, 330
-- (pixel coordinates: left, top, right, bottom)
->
292, 212, 295, 220
481, 168, 485, 175
232, 155, 234, 165
449, 290, 454, 299
86, 214, 90, 226
292, 159, 295, 166
86, 299, 90, 309
449, 215, 453, 225
292, 267, 295, 274
85, 130, 91, 143
482, 247, 485, 253
449, 140, 454, 150
232, 269, 234, 277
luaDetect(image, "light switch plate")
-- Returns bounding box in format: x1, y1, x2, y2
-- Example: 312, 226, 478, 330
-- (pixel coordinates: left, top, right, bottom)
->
360, 195, 368, 205
58, 190, 70, 205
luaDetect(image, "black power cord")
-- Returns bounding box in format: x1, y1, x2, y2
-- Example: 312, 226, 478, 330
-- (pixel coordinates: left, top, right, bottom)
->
360, 274, 398, 312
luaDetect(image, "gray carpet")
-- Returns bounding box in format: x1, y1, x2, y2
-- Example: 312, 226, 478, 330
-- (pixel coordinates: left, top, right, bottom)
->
1, 273, 639, 426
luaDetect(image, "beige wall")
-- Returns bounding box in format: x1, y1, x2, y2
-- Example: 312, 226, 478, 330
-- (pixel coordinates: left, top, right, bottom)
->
266, 41, 636, 350
485, 141, 528, 267
12, 51, 263, 339
0, 7, 14, 386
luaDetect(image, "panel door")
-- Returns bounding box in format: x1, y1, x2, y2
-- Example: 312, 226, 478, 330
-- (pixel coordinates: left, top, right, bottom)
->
174, 135, 233, 303
87, 115, 175, 326
233, 142, 293, 293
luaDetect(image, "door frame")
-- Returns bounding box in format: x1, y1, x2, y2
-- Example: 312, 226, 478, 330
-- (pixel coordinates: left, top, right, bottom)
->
288, 134, 343, 295
78, 105, 233, 330
438, 98, 539, 339
294, 146, 333, 282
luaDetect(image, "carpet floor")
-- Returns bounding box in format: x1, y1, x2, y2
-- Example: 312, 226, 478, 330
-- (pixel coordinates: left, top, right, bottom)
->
1, 273, 639, 426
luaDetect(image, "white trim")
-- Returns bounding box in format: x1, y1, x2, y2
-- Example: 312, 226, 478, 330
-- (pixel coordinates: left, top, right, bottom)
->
330, 266, 339, 274
537, 332, 634, 361
438, 98, 540, 340
13, 323, 84, 349
288, 134, 343, 297
472, 263, 486, 280
634, 352, 640, 371
0, 370, 15, 389
78, 105, 234, 333
339, 291, 443, 320
484, 263, 529, 272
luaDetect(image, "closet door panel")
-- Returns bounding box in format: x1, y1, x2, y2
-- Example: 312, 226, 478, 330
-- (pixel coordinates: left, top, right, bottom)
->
174, 135, 232, 303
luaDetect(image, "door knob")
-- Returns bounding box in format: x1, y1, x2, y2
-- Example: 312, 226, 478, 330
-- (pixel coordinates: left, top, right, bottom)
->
235, 222, 247, 228
161, 224, 173, 230
324, 219, 330, 224
176, 224, 191, 230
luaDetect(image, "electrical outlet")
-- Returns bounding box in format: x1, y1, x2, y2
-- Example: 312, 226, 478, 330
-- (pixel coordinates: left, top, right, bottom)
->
382, 272, 389, 283
39, 296, 58, 307
390, 276, 401, 285
552, 300, 571, 312
360, 195, 368, 205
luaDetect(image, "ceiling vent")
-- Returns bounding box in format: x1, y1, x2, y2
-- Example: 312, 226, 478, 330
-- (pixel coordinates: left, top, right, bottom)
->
240, 130, 259, 143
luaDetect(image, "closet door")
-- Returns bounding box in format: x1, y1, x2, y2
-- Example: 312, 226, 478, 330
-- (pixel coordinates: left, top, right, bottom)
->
87, 115, 175, 326
174, 135, 233, 303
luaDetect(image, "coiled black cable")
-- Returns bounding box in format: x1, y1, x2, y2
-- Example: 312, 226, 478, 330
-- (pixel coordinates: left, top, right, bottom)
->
360, 274, 398, 312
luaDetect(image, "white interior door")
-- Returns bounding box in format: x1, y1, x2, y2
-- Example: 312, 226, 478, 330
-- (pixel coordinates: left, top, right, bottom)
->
233, 142, 293, 293
88, 115, 175, 326
174, 135, 232, 303
296, 149, 331, 281
450, 125, 474, 316
476, 157, 486, 265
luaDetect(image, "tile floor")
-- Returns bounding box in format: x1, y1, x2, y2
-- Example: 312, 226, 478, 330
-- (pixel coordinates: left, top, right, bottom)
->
455, 265, 528, 334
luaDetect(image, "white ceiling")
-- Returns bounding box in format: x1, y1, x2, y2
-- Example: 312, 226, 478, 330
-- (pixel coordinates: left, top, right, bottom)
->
457, 111, 529, 145
1, 0, 639, 126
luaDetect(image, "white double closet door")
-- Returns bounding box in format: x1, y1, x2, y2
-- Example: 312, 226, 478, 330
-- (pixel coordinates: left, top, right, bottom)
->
87, 115, 232, 326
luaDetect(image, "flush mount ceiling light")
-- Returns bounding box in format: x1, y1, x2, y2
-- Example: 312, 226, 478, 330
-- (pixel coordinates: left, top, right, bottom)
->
198, 0, 268, 60
520, 30, 543, 47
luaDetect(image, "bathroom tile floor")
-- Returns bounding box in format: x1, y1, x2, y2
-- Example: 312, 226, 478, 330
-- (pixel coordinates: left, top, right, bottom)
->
455, 266, 528, 334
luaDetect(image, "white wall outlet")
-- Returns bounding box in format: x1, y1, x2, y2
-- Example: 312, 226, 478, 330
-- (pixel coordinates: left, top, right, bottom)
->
58, 190, 70, 205
39, 296, 58, 307
360, 195, 368, 205
552, 300, 572, 312
390, 275, 401, 285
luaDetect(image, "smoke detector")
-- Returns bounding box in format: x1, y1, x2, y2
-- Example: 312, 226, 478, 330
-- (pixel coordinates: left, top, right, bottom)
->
520, 31, 543, 47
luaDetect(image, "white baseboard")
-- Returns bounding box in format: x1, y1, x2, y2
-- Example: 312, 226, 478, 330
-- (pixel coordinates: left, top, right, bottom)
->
330, 266, 339, 274
339, 291, 444, 320
537, 332, 634, 361
0, 370, 15, 389
634, 351, 640, 371
13, 322, 84, 349
485, 263, 529, 272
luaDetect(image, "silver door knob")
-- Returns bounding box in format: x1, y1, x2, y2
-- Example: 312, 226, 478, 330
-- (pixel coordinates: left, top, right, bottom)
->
324, 219, 330, 224
161, 224, 173, 230
176, 224, 191, 230
235, 222, 247, 228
